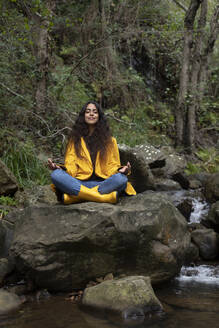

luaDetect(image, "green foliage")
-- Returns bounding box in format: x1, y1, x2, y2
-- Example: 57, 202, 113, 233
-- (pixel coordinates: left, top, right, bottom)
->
0, 0, 218, 173
196, 148, 219, 173
49, 64, 94, 113
0, 196, 17, 206
1, 137, 50, 188
185, 148, 219, 174
185, 162, 202, 175
109, 101, 173, 147
0, 209, 9, 219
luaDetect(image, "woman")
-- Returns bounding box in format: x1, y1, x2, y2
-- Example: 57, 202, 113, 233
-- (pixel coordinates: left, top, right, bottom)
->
48, 101, 136, 204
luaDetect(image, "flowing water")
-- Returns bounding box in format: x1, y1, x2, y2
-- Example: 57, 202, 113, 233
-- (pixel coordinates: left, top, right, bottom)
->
167, 189, 209, 224
1, 268, 219, 328
1, 193, 218, 328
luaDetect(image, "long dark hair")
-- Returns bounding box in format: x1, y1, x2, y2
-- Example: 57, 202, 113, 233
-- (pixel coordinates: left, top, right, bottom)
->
67, 101, 112, 159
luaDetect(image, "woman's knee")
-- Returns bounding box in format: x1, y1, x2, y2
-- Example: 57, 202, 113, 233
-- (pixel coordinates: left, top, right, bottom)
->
51, 169, 64, 184
115, 173, 128, 187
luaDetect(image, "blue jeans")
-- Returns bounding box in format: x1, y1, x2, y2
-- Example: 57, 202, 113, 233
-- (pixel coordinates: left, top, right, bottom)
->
51, 169, 128, 195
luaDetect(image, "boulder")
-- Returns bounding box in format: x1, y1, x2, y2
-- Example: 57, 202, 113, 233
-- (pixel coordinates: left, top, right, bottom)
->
0, 289, 22, 314
82, 276, 162, 316
154, 146, 187, 178
0, 258, 14, 285
176, 198, 193, 221
119, 144, 155, 192
0, 159, 18, 196
189, 172, 211, 187
119, 144, 187, 192
0, 220, 6, 253
188, 178, 202, 190
171, 172, 190, 189
15, 185, 57, 207
204, 173, 219, 203
132, 144, 165, 166
154, 179, 181, 192
201, 201, 219, 233
191, 229, 219, 260
0, 214, 15, 257
9, 192, 192, 291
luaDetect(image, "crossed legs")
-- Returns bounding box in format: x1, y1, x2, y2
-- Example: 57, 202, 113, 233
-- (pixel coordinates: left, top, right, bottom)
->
51, 169, 128, 203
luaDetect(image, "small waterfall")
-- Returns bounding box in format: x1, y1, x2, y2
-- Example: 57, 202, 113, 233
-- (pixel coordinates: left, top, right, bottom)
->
168, 189, 209, 224
177, 265, 219, 284
189, 197, 209, 224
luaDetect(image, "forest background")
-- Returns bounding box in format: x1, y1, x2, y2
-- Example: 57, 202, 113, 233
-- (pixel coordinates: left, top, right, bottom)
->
0, 0, 218, 190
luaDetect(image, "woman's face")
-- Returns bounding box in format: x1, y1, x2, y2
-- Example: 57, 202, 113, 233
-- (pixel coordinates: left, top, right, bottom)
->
84, 103, 99, 126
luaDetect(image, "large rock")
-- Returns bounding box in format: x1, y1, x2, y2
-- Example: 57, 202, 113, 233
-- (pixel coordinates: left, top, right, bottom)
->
119, 144, 155, 192
0, 289, 22, 314
82, 276, 162, 316
191, 229, 219, 260
0, 214, 15, 258
0, 159, 18, 196
204, 173, 219, 203
119, 144, 187, 192
9, 192, 192, 292
152, 146, 187, 178
201, 201, 219, 233
154, 179, 181, 192
15, 185, 57, 207
0, 221, 6, 253
0, 258, 14, 285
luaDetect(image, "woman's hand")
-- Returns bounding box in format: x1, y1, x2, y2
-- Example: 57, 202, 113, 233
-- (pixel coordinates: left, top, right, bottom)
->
47, 158, 61, 171
118, 161, 131, 175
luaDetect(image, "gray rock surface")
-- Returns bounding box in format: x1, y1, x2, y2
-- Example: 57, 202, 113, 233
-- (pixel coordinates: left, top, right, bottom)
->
9, 192, 192, 291
201, 201, 219, 233
0, 215, 15, 257
191, 228, 219, 260
82, 276, 162, 315
15, 185, 57, 207
0, 289, 22, 314
153, 146, 187, 177
119, 144, 155, 192
0, 159, 18, 196
154, 179, 181, 191
119, 144, 187, 192
0, 258, 14, 284
204, 173, 219, 203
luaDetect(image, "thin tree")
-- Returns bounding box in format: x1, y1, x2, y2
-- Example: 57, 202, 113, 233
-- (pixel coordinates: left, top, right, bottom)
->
173, 0, 219, 152
16, 0, 55, 114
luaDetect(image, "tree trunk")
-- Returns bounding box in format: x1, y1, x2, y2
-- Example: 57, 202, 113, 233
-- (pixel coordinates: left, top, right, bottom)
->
186, 0, 207, 151
175, 0, 219, 152
18, 0, 55, 114
175, 0, 201, 147
34, 17, 50, 114
198, 4, 219, 99
34, 1, 55, 114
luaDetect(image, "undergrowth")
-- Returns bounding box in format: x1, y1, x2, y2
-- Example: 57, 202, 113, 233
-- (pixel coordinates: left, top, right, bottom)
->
185, 147, 219, 175
0, 196, 17, 206
1, 133, 50, 188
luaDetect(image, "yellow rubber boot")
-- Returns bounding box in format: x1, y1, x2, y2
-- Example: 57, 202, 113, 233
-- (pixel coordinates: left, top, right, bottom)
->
79, 185, 117, 204
63, 193, 82, 205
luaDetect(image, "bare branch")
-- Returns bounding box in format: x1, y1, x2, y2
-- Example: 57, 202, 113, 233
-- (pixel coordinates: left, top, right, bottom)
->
106, 113, 136, 126
0, 82, 27, 100
200, 126, 219, 132
171, 0, 188, 12
63, 110, 78, 124
37, 127, 71, 138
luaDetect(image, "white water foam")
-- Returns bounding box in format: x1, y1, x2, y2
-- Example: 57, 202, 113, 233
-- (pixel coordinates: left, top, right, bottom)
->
177, 265, 219, 284
189, 198, 209, 224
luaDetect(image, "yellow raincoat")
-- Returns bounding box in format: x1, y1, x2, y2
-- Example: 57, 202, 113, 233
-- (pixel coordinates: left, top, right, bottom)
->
64, 137, 136, 195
